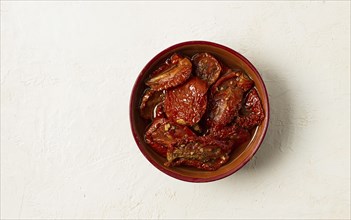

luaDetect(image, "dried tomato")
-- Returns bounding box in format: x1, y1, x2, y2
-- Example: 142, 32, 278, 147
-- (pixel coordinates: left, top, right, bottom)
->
237, 71, 254, 92
140, 89, 165, 120
205, 69, 255, 128
192, 53, 222, 86
164, 77, 208, 126
145, 118, 196, 156
149, 143, 168, 157
206, 81, 244, 128
208, 125, 251, 147
236, 89, 265, 129
165, 136, 232, 170
145, 54, 192, 91
167, 156, 229, 171
211, 69, 253, 94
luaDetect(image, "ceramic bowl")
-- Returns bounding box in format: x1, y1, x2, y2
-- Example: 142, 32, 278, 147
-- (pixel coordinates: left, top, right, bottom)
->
129, 41, 269, 182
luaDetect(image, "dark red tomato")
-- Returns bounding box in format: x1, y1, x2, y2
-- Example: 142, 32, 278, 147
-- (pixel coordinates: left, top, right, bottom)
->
164, 77, 208, 126
145, 118, 196, 156
208, 125, 251, 147
149, 142, 168, 157
211, 69, 253, 94
192, 53, 222, 86
167, 155, 229, 171
210, 70, 237, 94
206, 69, 254, 128
236, 89, 265, 129
206, 85, 244, 128
237, 71, 254, 92
146, 54, 192, 91
165, 136, 232, 171
140, 89, 165, 120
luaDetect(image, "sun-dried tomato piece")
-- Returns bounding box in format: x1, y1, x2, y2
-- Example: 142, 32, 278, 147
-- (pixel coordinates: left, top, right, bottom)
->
237, 72, 254, 92
206, 85, 244, 128
145, 118, 196, 156
164, 77, 208, 126
168, 155, 229, 171
236, 89, 265, 129
145, 54, 192, 91
149, 142, 168, 157
211, 69, 253, 94
192, 53, 222, 86
166, 137, 231, 162
208, 125, 251, 147
165, 136, 232, 170
206, 69, 254, 128
140, 89, 165, 120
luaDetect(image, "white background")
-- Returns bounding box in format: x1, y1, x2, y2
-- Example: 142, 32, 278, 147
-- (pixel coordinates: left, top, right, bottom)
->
1, 1, 350, 219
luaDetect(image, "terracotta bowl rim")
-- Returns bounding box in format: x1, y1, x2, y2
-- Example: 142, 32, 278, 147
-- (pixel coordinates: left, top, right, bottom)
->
129, 40, 270, 183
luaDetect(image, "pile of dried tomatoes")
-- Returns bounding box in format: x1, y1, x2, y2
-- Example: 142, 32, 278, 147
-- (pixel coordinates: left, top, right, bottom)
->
140, 53, 264, 171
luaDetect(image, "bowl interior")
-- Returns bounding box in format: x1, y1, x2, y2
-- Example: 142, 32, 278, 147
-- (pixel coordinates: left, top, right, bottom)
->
130, 42, 269, 182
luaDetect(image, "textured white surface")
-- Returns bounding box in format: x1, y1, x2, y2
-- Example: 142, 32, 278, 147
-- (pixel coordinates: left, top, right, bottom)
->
1, 1, 350, 219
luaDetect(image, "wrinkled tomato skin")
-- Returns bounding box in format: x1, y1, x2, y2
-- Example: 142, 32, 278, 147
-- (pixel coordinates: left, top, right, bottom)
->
237, 73, 254, 92
165, 77, 208, 126
144, 118, 196, 156
165, 136, 231, 171
210, 70, 253, 95
236, 89, 265, 129
208, 125, 251, 147
168, 155, 229, 171
167, 136, 232, 161
206, 86, 244, 129
192, 53, 222, 86
140, 89, 165, 120
145, 54, 192, 91
150, 143, 168, 157
206, 69, 254, 129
